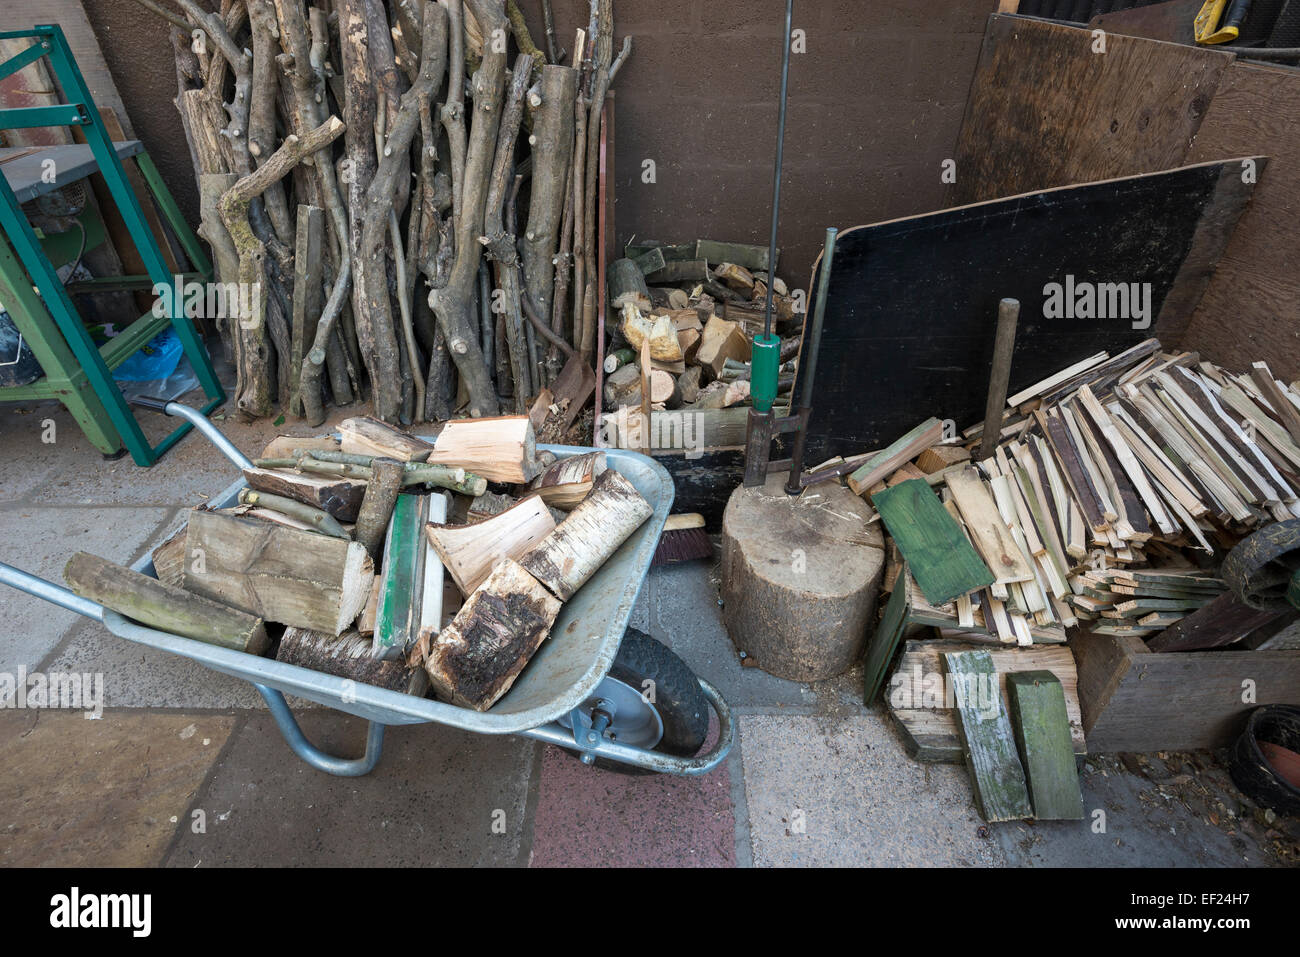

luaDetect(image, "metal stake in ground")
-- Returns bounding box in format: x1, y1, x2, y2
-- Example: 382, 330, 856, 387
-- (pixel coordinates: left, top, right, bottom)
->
978, 297, 1020, 461
743, 0, 796, 488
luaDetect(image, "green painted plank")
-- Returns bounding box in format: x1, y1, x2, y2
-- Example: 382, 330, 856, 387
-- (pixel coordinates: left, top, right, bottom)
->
374, 492, 429, 661
846, 418, 942, 494
944, 650, 1032, 823
1006, 671, 1084, 820
872, 479, 994, 605
863, 565, 912, 705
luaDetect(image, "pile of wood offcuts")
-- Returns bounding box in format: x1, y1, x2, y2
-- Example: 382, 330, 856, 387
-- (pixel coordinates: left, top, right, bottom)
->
601, 239, 803, 440
840, 340, 1300, 822
61, 415, 652, 711
851, 339, 1300, 649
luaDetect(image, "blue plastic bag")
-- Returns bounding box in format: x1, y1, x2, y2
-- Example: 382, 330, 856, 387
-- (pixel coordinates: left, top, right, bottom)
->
112, 328, 184, 382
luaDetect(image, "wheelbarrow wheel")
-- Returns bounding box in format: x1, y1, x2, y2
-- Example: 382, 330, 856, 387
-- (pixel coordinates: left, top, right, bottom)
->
562, 628, 710, 774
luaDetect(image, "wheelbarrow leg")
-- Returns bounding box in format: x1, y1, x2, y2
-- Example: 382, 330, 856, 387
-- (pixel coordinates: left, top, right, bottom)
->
255, 684, 386, 777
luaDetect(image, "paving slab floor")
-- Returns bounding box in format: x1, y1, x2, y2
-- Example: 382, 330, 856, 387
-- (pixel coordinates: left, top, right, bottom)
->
1, 393, 1296, 868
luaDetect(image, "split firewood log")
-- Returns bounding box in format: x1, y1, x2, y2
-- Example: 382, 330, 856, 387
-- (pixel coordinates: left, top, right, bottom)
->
151, 525, 188, 588
184, 510, 374, 635
687, 379, 750, 411
411, 558, 562, 710
426, 493, 556, 595
528, 451, 607, 508
242, 467, 368, 523
339, 416, 437, 461
425, 415, 543, 483
610, 257, 652, 311
696, 314, 751, 378
678, 366, 703, 405
621, 305, 683, 362
714, 262, 756, 296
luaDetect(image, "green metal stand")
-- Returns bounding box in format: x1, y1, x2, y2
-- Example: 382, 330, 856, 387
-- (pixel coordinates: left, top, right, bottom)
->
0, 23, 224, 465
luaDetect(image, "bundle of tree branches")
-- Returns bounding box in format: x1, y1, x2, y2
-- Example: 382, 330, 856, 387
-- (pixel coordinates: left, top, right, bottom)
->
142, 0, 629, 427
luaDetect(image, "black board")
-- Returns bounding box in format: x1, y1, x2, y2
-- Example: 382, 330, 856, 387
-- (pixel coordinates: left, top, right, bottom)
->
795, 160, 1249, 462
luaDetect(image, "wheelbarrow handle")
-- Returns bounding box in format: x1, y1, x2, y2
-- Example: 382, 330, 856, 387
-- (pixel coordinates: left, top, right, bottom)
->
130, 398, 254, 471
0, 560, 104, 621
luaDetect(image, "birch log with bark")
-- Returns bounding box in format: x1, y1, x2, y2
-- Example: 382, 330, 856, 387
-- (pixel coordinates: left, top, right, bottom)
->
413, 558, 561, 710
519, 468, 653, 600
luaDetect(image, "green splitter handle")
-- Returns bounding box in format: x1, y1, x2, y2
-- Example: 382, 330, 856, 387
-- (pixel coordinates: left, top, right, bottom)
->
750, 334, 781, 413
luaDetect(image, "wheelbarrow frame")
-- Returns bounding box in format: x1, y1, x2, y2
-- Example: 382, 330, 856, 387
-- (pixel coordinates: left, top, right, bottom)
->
0, 402, 734, 777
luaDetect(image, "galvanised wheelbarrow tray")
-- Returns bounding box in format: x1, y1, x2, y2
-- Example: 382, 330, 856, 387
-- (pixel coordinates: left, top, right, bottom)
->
0, 402, 734, 777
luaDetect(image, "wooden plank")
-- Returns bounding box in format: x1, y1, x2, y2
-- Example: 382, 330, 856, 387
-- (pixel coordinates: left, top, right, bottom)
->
847, 418, 943, 496
1073, 629, 1300, 751
1006, 352, 1107, 408
862, 563, 912, 705
944, 650, 1033, 823
889, 639, 1085, 763
1088, 0, 1203, 45
947, 16, 1234, 206
1078, 385, 1177, 535
793, 160, 1254, 460
1146, 592, 1285, 652
871, 479, 994, 605
1251, 362, 1300, 446
372, 493, 431, 661
1006, 671, 1085, 820
946, 467, 1036, 585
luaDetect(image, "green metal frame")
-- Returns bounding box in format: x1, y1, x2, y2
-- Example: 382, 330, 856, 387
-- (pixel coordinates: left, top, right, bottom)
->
0, 23, 224, 465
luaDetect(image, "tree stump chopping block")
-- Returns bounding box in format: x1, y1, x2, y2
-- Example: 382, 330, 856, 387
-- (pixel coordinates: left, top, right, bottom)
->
721, 472, 884, 681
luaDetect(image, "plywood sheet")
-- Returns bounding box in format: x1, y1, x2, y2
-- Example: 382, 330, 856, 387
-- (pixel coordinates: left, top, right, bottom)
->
947, 15, 1234, 206
1088, 0, 1203, 45
1184, 62, 1300, 379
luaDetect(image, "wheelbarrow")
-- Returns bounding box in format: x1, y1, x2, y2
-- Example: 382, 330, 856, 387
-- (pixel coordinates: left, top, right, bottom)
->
0, 401, 735, 777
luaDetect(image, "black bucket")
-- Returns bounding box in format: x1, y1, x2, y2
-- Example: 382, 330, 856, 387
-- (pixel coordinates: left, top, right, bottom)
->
0, 308, 42, 388
1229, 704, 1300, 815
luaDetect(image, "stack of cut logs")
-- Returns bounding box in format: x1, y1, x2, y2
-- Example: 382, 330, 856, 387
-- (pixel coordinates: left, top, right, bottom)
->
600, 239, 803, 443
144, 0, 628, 430
62, 414, 652, 711
835, 340, 1300, 647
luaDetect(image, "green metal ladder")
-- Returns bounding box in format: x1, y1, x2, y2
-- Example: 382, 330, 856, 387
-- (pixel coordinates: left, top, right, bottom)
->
0, 23, 224, 465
